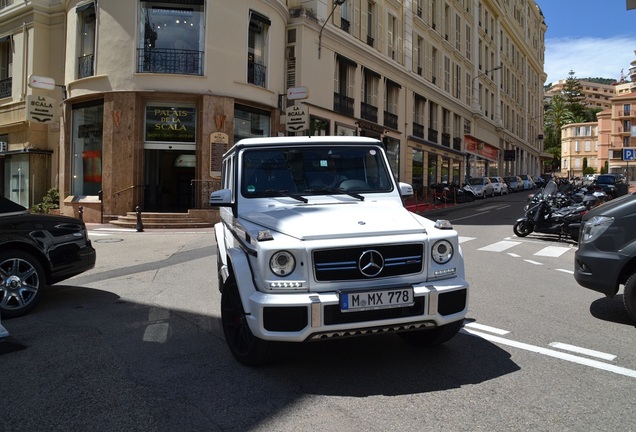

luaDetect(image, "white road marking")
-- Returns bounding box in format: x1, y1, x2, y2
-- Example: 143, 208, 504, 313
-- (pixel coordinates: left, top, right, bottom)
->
464, 322, 510, 335
534, 246, 571, 257
549, 342, 617, 361
556, 268, 574, 274
524, 259, 543, 265
507, 253, 521, 258
463, 328, 636, 379
478, 240, 521, 252
452, 212, 490, 221
458, 236, 476, 243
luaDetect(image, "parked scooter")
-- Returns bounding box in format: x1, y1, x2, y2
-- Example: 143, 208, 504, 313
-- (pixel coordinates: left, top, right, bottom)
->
513, 180, 591, 241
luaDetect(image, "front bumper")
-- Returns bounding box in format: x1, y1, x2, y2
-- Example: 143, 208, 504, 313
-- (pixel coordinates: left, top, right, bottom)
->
244, 280, 469, 342
574, 246, 624, 297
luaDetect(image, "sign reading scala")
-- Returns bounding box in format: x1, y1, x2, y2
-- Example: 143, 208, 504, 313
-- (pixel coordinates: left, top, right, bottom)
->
285, 104, 308, 132
26, 95, 56, 123
145, 105, 196, 143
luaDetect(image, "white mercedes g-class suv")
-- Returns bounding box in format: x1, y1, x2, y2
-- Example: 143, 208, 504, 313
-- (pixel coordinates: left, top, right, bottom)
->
210, 136, 468, 365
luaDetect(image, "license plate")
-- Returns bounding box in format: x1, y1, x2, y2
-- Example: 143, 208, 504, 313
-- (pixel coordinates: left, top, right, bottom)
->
340, 287, 414, 312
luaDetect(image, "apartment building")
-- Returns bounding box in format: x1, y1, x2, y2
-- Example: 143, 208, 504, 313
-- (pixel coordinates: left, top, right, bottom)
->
560, 122, 599, 178
597, 92, 636, 180
0, 0, 546, 222
546, 79, 618, 111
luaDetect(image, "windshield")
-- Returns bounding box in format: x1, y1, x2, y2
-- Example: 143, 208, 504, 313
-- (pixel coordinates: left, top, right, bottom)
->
241, 146, 393, 198
596, 176, 615, 185
467, 178, 483, 186
543, 180, 558, 196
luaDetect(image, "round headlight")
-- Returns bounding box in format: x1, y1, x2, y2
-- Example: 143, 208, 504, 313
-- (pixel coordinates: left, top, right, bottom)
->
432, 240, 453, 264
270, 251, 295, 276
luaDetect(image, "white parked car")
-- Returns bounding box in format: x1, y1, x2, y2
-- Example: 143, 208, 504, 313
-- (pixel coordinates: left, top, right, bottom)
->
489, 176, 509, 196
210, 136, 469, 365
466, 177, 495, 198
519, 174, 535, 190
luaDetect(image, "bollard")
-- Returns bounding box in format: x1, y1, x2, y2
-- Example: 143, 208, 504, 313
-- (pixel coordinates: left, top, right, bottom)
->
78, 206, 83, 221
135, 206, 144, 232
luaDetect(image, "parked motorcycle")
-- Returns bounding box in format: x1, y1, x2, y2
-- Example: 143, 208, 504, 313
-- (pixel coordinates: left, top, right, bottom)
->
513, 180, 590, 241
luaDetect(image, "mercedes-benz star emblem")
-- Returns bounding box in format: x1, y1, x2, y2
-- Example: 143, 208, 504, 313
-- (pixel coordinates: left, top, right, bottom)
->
359, 249, 384, 277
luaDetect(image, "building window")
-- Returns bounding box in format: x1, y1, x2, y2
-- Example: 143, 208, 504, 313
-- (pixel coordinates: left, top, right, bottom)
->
77, 3, 96, 78
361, 68, 379, 122
0, 35, 12, 98
71, 99, 104, 196
415, 36, 423, 75
138, 0, 204, 75
234, 104, 271, 141
334, 55, 356, 116
387, 13, 397, 60
366, 1, 375, 47
309, 116, 330, 136
384, 80, 400, 130
248, 10, 270, 87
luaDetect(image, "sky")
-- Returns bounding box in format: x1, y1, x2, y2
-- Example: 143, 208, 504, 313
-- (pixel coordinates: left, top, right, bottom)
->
534, 0, 636, 84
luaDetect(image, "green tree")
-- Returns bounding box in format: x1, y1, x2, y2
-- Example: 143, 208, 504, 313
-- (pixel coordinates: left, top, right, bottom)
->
543, 94, 575, 172
561, 70, 586, 120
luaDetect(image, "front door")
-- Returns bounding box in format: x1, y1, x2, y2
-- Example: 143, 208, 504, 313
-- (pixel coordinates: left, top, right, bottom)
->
143, 149, 195, 212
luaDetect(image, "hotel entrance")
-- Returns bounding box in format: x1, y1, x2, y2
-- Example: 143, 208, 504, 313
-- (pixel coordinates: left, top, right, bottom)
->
143, 149, 195, 212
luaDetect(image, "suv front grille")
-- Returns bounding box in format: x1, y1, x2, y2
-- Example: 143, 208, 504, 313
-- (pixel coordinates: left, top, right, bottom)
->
313, 243, 424, 281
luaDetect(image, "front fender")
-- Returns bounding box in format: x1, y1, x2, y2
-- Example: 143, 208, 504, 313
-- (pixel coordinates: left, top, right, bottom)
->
227, 247, 257, 315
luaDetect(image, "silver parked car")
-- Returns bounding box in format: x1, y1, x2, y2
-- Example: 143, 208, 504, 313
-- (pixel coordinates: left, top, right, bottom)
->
504, 175, 523, 192
467, 177, 494, 198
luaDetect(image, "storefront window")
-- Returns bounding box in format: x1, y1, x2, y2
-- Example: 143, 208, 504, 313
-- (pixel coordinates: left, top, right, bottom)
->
427, 152, 438, 185
71, 100, 103, 196
411, 148, 424, 199
138, 0, 205, 75
234, 104, 271, 141
441, 156, 450, 182
308, 116, 330, 136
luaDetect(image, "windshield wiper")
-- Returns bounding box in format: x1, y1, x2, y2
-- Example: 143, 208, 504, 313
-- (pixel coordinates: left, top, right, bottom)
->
302, 187, 365, 201
264, 190, 308, 203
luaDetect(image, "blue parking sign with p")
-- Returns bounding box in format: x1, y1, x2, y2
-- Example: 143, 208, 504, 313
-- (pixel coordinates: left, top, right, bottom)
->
624, 148, 636, 161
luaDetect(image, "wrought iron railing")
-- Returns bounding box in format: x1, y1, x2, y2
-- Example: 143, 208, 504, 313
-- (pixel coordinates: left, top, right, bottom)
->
0, 0, 12, 10
0, 77, 11, 98
333, 92, 354, 117
78, 54, 94, 78
137, 48, 203, 75
384, 111, 398, 130
361, 102, 378, 122
428, 128, 438, 143
413, 122, 425, 138
247, 60, 266, 87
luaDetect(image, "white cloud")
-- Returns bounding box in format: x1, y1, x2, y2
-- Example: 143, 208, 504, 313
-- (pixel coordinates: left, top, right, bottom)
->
544, 36, 635, 84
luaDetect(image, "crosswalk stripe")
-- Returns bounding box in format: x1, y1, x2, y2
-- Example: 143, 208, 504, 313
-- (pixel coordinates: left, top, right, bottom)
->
477, 240, 521, 252
458, 236, 475, 243
534, 246, 571, 257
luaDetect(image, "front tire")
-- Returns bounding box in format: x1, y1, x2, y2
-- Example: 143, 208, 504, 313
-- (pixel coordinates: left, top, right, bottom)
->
220, 277, 285, 366
513, 220, 533, 237
398, 320, 463, 347
0, 250, 46, 318
623, 273, 636, 323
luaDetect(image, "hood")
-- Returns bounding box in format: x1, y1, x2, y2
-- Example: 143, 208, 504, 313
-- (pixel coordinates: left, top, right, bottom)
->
240, 201, 430, 240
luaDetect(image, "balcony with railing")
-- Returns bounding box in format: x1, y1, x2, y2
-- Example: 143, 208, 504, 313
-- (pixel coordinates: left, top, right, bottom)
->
428, 128, 438, 143
340, 18, 350, 33
78, 54, 94, 79
0, 77, 11, 98
413, 122, 425, 139
361, 102, 378, 123
441, 132, 451, 147
384, 111, 398, 130
334, 92, 354, 116
248, 59, 266, 87
453, 137, 462, 151
0, 0, 12, 10
137, 48, 203, 75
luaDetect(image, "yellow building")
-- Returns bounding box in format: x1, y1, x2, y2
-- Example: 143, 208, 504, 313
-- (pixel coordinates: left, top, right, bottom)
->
560, 122, 599, 178
0, 0, 546, 222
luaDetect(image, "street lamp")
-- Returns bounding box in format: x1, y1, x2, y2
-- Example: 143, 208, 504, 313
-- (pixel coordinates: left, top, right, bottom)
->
472, 64, 502, 111
318, 0, 346, 59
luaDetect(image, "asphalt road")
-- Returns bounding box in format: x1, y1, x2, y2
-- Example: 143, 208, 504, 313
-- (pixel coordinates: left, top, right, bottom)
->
1, 194, 635, 431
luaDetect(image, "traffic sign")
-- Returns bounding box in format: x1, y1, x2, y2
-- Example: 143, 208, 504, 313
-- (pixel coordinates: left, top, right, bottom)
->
285, 104, 308, 132
28, 74, 56, 91
623, 147, 636, 161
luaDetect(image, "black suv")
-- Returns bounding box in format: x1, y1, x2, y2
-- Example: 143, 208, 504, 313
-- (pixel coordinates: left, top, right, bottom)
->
591, 174, 627, 198
574, 193, 636, 322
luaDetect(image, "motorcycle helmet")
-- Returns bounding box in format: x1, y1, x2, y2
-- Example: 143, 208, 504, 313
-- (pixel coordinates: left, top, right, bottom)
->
582, 194, 599, 209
